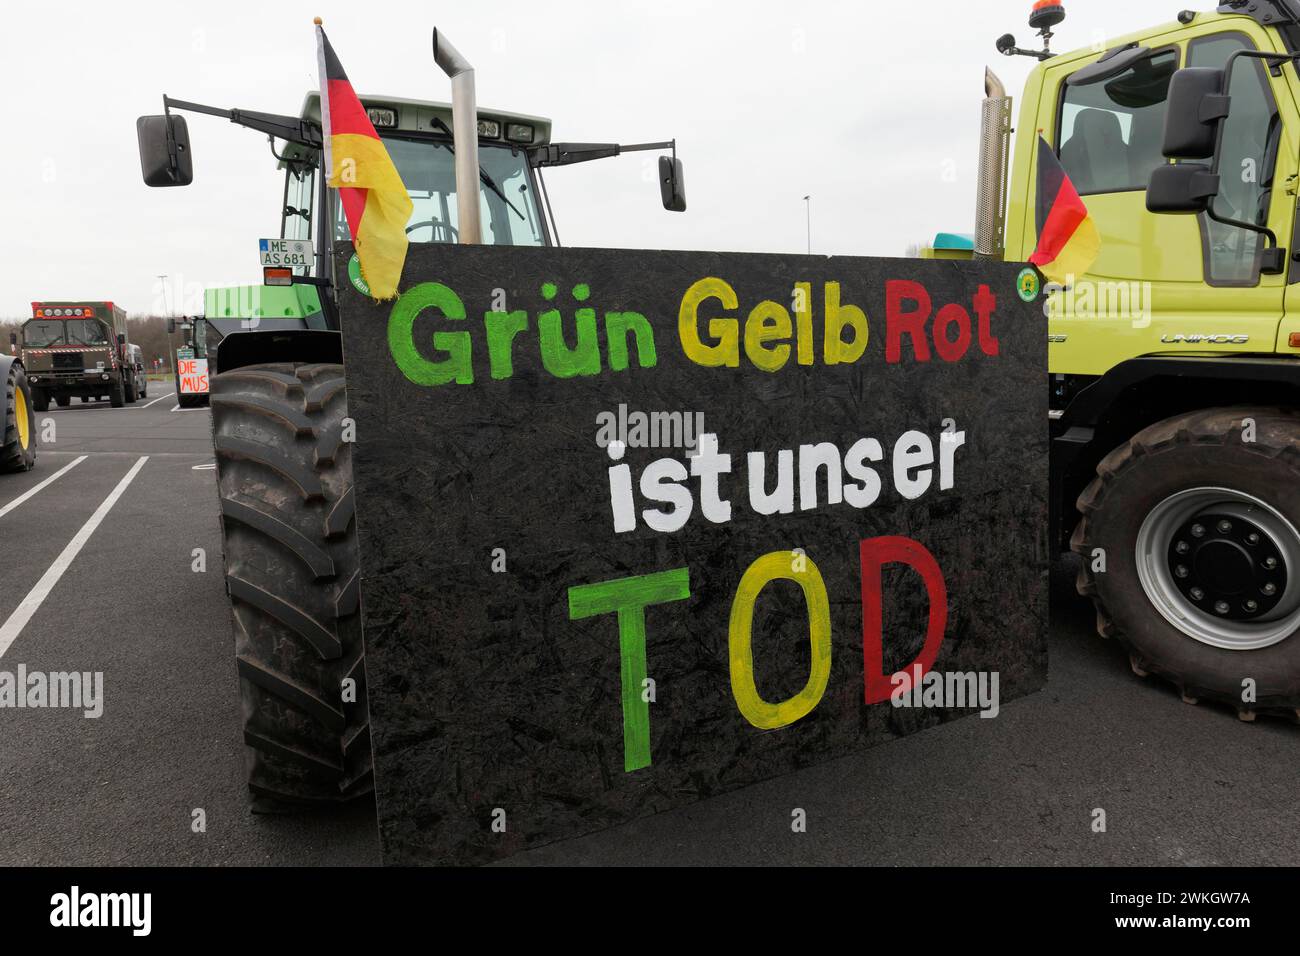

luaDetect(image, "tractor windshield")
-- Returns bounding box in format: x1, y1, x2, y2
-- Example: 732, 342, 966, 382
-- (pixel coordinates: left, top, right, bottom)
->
331, 138, 546, 247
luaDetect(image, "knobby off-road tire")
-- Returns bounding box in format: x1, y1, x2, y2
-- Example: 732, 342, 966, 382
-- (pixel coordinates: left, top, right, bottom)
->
210, 362, 372, 809
1072, 407, 1300, 718
1, 362, 36, 473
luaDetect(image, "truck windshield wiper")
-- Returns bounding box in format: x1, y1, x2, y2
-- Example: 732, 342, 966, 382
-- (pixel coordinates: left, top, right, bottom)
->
428, 118, 526, 222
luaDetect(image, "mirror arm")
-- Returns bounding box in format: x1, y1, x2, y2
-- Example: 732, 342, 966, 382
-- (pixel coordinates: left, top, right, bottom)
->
162, 95, 322, 149
530, 140, 675, 168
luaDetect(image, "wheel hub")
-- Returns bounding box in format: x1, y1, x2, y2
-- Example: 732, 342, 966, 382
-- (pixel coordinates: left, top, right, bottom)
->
1166, 513, 1287, 620
1136, 487, 1300, 650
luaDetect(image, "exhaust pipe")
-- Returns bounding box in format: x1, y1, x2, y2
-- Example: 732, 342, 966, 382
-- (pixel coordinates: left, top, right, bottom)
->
432, 29, 482, 245
974, 67, 1012, 260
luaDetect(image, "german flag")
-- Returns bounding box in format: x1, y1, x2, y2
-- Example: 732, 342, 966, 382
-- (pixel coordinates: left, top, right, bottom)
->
1029, 136, 1101, 286
315, 20, 412, 300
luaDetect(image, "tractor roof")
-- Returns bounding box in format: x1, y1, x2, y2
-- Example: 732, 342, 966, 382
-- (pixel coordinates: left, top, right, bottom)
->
298, 91, 551, 147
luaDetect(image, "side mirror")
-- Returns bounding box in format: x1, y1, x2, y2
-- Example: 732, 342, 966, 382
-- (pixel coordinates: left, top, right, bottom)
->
1161, 67, 1230, 159
117, 333, 126, 345
8, 332, 16, 347
166, 318, 177, 334
1147, 163, 1219, 213
659, 155, 686, 212
136, 114, 194, 187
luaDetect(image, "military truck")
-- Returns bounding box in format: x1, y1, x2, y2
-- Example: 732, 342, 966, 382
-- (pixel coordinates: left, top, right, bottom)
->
924, 0, 1300, 719
135, 28, 686, 807
20, 301, 139, 408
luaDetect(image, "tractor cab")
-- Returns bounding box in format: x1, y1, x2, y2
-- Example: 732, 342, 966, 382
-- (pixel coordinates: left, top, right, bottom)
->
280, 94, 553, 260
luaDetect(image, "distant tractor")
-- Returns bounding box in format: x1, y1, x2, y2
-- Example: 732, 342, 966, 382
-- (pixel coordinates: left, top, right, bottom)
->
167, 317, 209, 408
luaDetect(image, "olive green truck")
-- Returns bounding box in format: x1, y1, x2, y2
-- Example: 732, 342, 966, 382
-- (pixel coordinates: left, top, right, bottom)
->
18, 301, 143, 409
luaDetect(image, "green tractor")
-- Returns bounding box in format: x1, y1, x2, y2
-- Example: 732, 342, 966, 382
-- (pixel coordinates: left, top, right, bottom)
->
136, 28, 685, 808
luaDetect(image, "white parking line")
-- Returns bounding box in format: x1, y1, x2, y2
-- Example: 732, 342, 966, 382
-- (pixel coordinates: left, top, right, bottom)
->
0, 456, 88, 519
136, 391, 175, 410
0, 456, 149, 659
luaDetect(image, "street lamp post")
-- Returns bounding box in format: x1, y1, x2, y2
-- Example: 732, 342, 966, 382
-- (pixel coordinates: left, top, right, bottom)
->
803, 195, 811, 255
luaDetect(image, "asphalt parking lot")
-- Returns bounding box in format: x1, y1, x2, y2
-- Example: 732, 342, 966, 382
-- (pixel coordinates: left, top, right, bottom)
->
0, 389, 1296, 866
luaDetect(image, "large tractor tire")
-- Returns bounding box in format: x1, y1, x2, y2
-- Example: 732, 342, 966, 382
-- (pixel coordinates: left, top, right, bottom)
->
1, 362, 36, 473
210, 362, 372, 809
1072, 407, 1300, 719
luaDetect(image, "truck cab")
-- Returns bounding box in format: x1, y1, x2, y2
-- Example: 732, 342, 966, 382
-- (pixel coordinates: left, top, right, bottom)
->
966, 1, 1300, 718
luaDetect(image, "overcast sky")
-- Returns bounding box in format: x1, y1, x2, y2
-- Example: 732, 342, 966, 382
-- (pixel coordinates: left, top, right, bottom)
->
1, 0, 1180, 318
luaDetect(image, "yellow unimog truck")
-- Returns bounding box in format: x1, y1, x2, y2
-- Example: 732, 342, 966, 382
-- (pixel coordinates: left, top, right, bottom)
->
934, 0, 1300, 718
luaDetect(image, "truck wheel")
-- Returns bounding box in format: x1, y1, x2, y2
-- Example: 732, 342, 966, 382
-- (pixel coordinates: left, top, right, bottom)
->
1, 362, 36, 473
32, 389, 49, 413
1072, 407, 1300, 718
55, 395, 70, 408
110, 379, 125, 408
211, 362, 372, 808
125, 378, 138, 403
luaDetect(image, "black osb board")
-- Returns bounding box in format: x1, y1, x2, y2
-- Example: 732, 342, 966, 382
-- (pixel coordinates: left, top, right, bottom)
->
336, 243, 1048, 865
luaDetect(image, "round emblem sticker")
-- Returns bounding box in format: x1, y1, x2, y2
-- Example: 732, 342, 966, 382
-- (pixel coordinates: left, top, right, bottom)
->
1016, 267, 1041, 303
348, 254, 371, 296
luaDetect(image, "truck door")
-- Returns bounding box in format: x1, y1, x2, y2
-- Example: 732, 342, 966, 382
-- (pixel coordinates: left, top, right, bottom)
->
1042, 25, 1297, 375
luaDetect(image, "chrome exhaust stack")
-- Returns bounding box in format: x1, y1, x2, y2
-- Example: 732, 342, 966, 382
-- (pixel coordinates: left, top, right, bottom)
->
432, 29, 482, 245
974, 67, 1013, 260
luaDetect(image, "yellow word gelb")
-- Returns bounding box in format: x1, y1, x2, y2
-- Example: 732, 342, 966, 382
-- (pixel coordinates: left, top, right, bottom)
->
678, 277, 869, 371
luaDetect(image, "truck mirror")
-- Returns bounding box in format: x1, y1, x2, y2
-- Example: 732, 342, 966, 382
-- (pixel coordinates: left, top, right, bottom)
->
136, 114, 194, 187
659, 155, 687, 212
117, 333, 126, 345
1146, 162, 1219, 214
1161, 67, 1229, 159
166, 318, 177, 334
8, 332, 15, 347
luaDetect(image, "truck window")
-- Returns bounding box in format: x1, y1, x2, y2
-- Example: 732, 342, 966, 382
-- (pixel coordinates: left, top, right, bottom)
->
1058, 49, 1178, 195
23, 320, 64, 347
1188, 33, 1281, 284
65, 319, 109, 346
